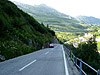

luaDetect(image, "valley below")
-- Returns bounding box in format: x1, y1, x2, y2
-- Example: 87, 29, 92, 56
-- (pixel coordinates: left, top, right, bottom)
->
13, 1, 100, 52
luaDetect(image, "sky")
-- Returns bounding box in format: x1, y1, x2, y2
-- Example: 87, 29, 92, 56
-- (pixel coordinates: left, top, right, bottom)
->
10, 0, 100, 18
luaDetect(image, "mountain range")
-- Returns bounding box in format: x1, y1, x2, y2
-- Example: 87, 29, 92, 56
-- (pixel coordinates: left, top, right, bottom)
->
12, 1, 100, 42
76, 16, 100, 25
12, 1, 88, 32
12, 1, 100, 31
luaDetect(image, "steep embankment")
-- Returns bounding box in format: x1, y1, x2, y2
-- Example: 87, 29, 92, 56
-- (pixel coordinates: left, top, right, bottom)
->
0, 0, 55, 61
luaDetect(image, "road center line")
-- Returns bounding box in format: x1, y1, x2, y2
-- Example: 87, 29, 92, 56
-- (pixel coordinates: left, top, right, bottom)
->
45, 52, 49, 55
19, 60, 36, 71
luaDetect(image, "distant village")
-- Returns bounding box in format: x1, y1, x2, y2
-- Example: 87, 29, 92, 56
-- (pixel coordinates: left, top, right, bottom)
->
65, 30, 100, 53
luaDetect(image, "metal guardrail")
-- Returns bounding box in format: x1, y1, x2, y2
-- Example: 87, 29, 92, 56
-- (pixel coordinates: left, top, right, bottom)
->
63, 45, 100, 75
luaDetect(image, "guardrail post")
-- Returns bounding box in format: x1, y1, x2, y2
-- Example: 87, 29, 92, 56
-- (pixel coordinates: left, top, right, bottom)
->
68, 50, 70, 56
69, 51, 71, 56
71, 52, 72, 60
73, 55, 74, 65
97, 69, 100, 75
73, 55, 75, 65
80, 59, 82, 75
68, 51, 69, 56
75, 58, 77, 65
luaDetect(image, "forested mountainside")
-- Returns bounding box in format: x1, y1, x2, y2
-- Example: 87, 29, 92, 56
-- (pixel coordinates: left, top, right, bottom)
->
0, 0, 55, 61
76, 16, 100, 25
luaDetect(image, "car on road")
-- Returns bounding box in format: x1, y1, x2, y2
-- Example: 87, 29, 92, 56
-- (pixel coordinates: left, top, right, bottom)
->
49, 44, 54, 48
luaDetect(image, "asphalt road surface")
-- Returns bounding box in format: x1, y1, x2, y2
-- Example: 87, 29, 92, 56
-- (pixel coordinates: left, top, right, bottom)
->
0, 44, 69, 75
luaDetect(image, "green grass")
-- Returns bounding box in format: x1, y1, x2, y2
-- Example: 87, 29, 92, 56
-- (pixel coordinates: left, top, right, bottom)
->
97, 41, 100, 51
49, 23, 88, 43
55, 31, 80, 43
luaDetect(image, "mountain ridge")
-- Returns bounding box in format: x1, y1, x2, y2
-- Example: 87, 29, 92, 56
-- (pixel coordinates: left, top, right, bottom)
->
12, 1, 100, 28
12, 1, 88, 32
76, 16, 100, 25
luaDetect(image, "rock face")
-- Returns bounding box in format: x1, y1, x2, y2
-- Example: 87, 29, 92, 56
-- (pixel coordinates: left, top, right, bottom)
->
0, 55, 5, 61
53, 38, 59, 44
42, 43, 49, 49
29, 38, 33, 46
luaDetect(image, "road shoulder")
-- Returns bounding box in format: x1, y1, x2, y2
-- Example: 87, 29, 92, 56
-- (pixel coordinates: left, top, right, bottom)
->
62, 45, 69, 75
65, 52, 80, 75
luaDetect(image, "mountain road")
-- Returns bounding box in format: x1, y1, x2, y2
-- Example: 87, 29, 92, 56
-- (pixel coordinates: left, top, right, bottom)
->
0, 44, 69, 75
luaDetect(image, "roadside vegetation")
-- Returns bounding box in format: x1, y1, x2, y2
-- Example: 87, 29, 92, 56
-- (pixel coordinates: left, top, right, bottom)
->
0, 0, 55, 61
65, 36, 100, 75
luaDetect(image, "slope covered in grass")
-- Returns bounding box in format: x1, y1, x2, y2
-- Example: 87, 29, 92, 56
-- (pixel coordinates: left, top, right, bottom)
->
12, 1, 90, 43
12, 2, 87, 31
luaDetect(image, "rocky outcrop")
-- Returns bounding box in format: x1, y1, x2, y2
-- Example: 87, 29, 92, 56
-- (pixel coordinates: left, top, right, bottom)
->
0, 55, 5, 61
42, 43, 49, 49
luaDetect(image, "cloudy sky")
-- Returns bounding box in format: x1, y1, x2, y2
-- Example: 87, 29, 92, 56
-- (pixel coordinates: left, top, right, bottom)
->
10, 0, 100, 18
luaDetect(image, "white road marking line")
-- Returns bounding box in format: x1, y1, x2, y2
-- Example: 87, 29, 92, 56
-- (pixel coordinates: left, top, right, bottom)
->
45, 52, 49, 55
62, 45, 69, 75
19, 60, 36, 71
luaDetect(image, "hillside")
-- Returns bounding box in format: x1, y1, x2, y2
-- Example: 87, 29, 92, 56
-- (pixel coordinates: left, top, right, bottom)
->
76, 16, 100, 26
12, 2, 88, 31
13, 2, 79, 24
11, 1, 90, 42
0, 0, 55, 61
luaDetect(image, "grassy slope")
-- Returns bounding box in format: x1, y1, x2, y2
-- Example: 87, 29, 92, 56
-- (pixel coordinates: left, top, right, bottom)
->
0, 0, 54, 60
12, 2, 90, 43
13, 3, 79, 25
